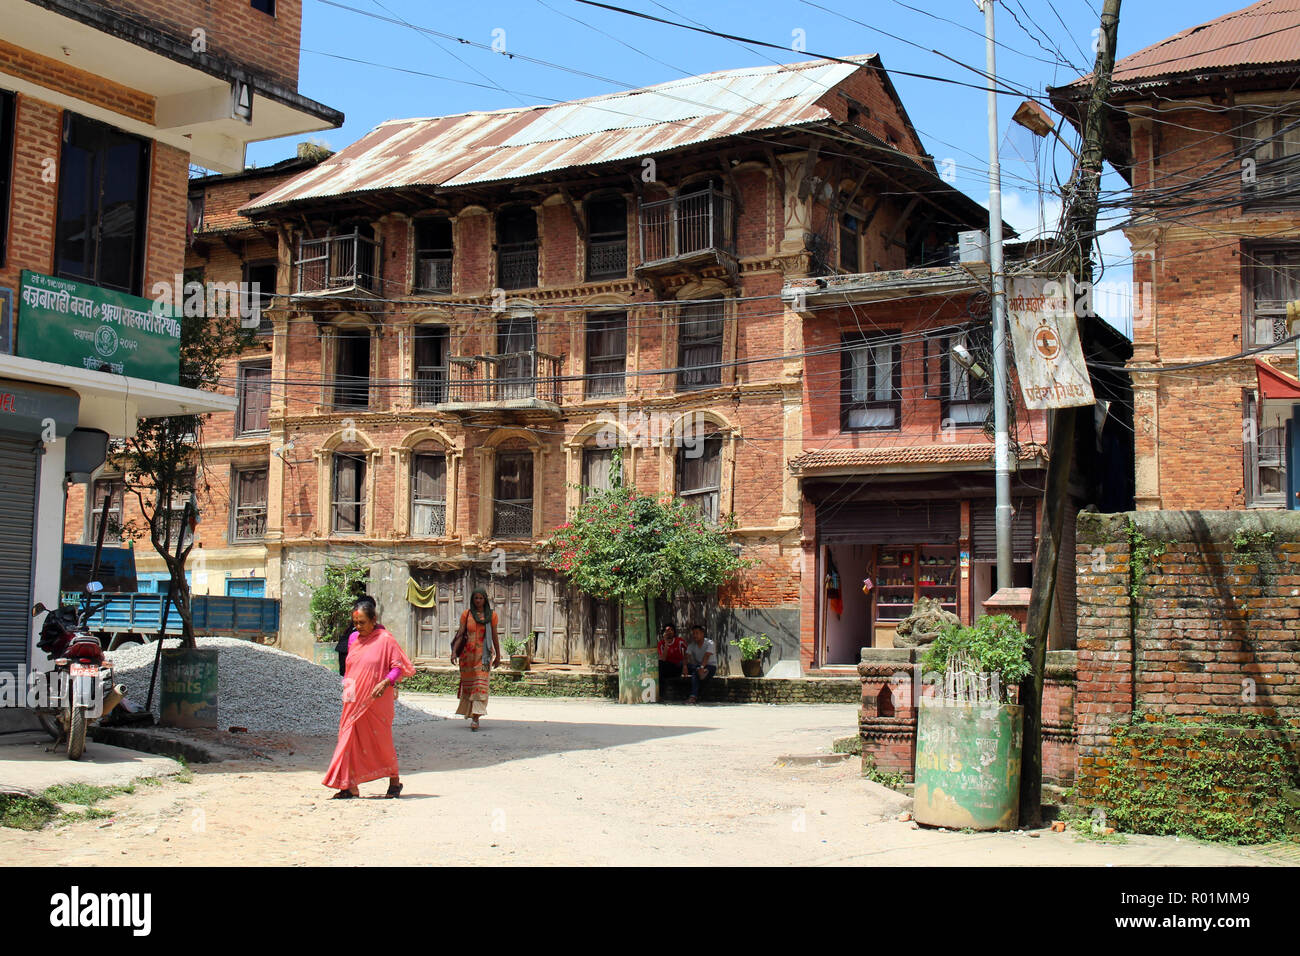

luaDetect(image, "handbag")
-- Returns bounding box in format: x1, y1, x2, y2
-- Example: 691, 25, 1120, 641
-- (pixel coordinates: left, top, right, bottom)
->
450, 614, 468, 660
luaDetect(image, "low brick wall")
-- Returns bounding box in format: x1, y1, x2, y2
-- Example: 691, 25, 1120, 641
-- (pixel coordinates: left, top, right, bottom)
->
1075, 511, 1300, 841
857, 649, 1077, 786
404, 667, 858, 704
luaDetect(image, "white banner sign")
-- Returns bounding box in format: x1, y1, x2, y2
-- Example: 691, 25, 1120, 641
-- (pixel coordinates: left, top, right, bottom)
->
1006, 275, 1095, 409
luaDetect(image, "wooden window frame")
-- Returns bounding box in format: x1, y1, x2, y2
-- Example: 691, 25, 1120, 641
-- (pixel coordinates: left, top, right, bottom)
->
331, 453, 367, 535
676, 299, 725, 392
236, 361, 272, 435
410, 452, 448, 538
585, 311, 627, 398
231, 466, 269, 542
939, 324, 993, 428
1244, 244, 1300, 348
841, 331, 902, 431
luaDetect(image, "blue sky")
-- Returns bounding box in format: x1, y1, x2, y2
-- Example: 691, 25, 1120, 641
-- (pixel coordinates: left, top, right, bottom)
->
247, 0, 1256, 335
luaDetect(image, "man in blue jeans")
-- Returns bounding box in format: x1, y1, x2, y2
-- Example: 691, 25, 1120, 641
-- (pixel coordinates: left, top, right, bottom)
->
682, 624, 716, 704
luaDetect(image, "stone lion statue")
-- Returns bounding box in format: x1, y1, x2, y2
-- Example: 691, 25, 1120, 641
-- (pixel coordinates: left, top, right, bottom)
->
892, 596, 960, 649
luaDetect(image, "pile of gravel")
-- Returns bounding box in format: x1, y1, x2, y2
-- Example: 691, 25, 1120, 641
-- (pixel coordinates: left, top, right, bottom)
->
108, 637, 439, 736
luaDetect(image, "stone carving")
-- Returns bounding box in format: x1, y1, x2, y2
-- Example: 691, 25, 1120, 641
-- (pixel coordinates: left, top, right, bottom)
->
892, 596, 960, 649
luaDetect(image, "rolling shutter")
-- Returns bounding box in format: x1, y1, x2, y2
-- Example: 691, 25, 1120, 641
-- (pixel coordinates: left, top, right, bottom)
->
816, 500, 959, 544
971, 498, 1036, 561
0, 434, 38, 675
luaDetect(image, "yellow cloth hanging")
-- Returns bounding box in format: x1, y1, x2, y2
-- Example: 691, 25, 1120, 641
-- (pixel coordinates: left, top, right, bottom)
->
406, 578, 437, 608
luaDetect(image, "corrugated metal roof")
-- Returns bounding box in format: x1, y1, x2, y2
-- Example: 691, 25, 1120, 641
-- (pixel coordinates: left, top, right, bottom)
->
244, 57, 878, 211
1077, 0, 1300, 88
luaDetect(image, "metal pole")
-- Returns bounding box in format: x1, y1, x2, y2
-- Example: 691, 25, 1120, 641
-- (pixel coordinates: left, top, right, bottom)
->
984, 0, 1014, 588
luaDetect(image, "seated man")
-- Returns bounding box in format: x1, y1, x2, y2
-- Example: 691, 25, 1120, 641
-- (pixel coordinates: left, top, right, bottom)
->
656, 623, 685, 702
682, 624, 716, 704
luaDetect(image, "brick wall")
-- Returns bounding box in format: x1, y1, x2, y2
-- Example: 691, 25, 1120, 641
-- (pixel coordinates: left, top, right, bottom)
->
1074, 510, 1300, 834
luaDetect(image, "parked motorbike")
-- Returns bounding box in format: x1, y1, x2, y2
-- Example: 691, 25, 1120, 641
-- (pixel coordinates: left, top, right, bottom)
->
31, 582, 126, 760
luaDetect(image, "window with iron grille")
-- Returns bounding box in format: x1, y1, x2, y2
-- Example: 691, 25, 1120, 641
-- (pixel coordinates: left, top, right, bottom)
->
586, 194, 627, 280
237, 362, 271, 434
585, 311, 626, 398
1246, 246, 1300, 347
494, 452, 533, 538
839, 211, 861, 273
940, 325, 993, 427
497, 206, 538, 290
415, 218, 453, 292
233, 468, 268, 541
676, 434, 722, 524
333, 328, 371, 408
1243, 108, 1300, 207
677, 299, 724, 391
413, 325, 448, 406
411, 453, 447, 537
842, 332, 901, 430
332, 454, 366, 534
1244, 391, 1287, 507
89, 477, 124, 545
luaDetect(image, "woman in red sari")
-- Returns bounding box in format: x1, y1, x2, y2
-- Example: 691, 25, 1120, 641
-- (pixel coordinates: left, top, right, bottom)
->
323, 597, 414, 798
454, 588, 501, 731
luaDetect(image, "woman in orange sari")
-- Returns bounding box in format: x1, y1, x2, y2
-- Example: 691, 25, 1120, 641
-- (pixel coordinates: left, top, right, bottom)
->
323, 597, 414, 798
454, 588, 501, 731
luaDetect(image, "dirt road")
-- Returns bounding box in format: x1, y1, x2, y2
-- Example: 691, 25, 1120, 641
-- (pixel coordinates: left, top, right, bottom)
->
0, 696, 1283, 866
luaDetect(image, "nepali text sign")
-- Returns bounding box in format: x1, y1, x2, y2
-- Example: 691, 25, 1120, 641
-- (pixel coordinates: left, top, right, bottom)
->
1006, 275, 1095, 409
15, 271, 180, 386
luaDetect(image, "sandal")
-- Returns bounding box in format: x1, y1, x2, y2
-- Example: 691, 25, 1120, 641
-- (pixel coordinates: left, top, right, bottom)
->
385, 782, 403, 799
331, 789, 356, 800
471, 718, 480, 731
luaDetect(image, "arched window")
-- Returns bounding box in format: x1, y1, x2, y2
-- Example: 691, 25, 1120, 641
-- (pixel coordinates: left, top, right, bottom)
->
410, 449, 447, 536
676, 431, 723, 523
497, 206, 538, 290
332, 451, 366, 534
585, 194, 627, 280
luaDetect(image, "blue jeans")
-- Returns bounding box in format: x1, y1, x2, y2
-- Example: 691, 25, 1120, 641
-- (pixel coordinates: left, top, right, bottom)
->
687, 663, 716, 699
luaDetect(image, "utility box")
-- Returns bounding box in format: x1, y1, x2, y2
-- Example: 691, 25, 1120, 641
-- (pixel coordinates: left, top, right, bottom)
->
958, 230, 990, 265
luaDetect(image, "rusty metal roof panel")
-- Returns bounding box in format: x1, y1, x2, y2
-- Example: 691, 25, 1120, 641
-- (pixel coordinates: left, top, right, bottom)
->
244, 57, 873, 210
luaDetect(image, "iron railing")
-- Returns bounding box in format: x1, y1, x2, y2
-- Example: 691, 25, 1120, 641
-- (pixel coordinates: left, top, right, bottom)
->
638, 189, 735, 266
498, 242, 539, 290
493, 500, 533, 538
446, 350, 562, 405
413, 366, 448, 406
415, 256, 453, 293
295, 231, 380, 294
411, 502, 447, 537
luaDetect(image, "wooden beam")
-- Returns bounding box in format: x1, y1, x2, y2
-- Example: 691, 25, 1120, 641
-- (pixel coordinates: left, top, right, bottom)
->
882, 196, 920, 249
717, 157, 744, 216
764, 147, 786, 193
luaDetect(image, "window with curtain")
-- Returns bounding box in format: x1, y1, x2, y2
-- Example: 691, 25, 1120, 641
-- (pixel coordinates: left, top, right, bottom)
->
582, 446, 615, 502
585, 311, 626, 398
842, 333, 900, 430
677, 299, 724, 391
237, 362, 271, 434
332, 454, 366, 534
941, 324, 993, 426
233, 468, 268, 541
493, 452, 533, 538
411, 453, 447, 537
676, 433, 722, 523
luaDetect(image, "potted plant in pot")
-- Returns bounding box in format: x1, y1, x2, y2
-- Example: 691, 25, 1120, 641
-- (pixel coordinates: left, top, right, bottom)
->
308, 560, 368, 671
913, 614, 1032, 832
730, 633, 771, 678
503, 633, 531, 672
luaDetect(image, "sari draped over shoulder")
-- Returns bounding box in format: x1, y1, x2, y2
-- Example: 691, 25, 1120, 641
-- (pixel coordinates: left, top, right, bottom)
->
323, 626, 414, 790
456, 609, 496, 718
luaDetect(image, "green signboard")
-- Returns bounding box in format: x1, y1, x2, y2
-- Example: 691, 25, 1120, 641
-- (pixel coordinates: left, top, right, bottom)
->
15, 270, 180, 385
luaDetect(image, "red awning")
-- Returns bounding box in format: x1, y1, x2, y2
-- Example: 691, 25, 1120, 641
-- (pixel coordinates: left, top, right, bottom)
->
1255, 359, 1300, 400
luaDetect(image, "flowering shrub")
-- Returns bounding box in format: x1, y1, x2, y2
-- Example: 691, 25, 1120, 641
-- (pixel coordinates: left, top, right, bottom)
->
542, 459, 745, 603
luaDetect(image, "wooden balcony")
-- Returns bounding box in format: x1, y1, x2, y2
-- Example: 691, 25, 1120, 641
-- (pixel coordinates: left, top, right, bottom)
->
295, 231, 380, 295
439, 350, 563, 415
637, 189, 737, 280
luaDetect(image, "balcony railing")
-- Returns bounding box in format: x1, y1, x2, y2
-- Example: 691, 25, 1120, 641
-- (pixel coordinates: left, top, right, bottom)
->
639, 189, 735, 267
296, 231, 380, 294
413, 366, 448, 406
587, 237, 627, 279
234, 510, 268, 541
445, 350, 562, 407
493, 500, 533, 538
498, 242, 539, 290
415, 255, 452, 293
411, 502, 447, 537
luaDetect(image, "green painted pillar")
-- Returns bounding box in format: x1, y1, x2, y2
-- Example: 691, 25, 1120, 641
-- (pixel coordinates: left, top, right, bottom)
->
618, 593, 657, 703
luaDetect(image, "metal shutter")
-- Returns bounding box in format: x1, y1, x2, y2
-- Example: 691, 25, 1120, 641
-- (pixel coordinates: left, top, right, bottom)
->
817, 500, 960, 544
971, 498, 1036, 561
0, 434, 37, 675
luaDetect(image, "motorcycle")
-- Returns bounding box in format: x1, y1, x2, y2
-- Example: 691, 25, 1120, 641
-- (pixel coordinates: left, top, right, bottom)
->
31, 582, 127, 760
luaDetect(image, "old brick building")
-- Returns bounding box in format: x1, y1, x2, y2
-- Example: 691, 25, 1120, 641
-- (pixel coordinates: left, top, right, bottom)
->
2, 0, 338, 677
1050, 0, 1300, 511
199, 55, 1002, 671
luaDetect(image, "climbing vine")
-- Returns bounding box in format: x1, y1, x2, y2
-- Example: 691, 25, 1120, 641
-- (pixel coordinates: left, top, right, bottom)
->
1125, 521, 1167, 602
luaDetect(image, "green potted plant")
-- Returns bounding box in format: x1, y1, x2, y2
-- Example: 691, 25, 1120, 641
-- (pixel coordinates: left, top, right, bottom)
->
308, 560, 368, 669
914, 614, 1032, 832
503, 633, 530, 672
730, 633, 772, 678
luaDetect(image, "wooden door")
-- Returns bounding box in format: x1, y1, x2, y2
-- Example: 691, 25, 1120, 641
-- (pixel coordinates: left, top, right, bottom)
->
478, 569, 530, 654
531, 571, 569, 663
411, 569, 468, 661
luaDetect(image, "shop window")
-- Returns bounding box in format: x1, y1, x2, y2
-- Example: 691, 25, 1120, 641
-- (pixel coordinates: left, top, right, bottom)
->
839, 211, 861, 273
237, 362, 271, 434
676, 433, 722, 523
233, 467, 268, 541
497, 206, 538, 290
0, 89, 14, 269
493, 452, 533, 538
89, 476, 124, 545
332, 454, 366, 534
1244, 391, 1287, 507
941, 325, 993, 426
842, 333, 900, 430
411, 453, 447, 537
414, 218, 453, 292
1244, 107, 1300, 207
585, 311, 626, 398
1246, 246, 1300, 346
333, 328, 371, 409
413, 325, 448, 405
242, 260, 277, 332
581, 446, 615, 502
586, 194, 627, 280
677, 299, 723, 392
55, 111, 150, 295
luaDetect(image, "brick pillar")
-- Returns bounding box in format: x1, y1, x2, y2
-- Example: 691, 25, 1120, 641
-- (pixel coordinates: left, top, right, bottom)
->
859, 653, 919, 781
982, 587, 1031, 627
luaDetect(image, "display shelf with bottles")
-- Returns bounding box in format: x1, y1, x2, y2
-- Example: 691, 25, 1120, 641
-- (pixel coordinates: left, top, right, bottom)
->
872, 544, 959, 623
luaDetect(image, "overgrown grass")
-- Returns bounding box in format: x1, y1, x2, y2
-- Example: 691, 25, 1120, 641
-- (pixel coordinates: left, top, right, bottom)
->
0, 794, 59, 830
2, 772, 178, 831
